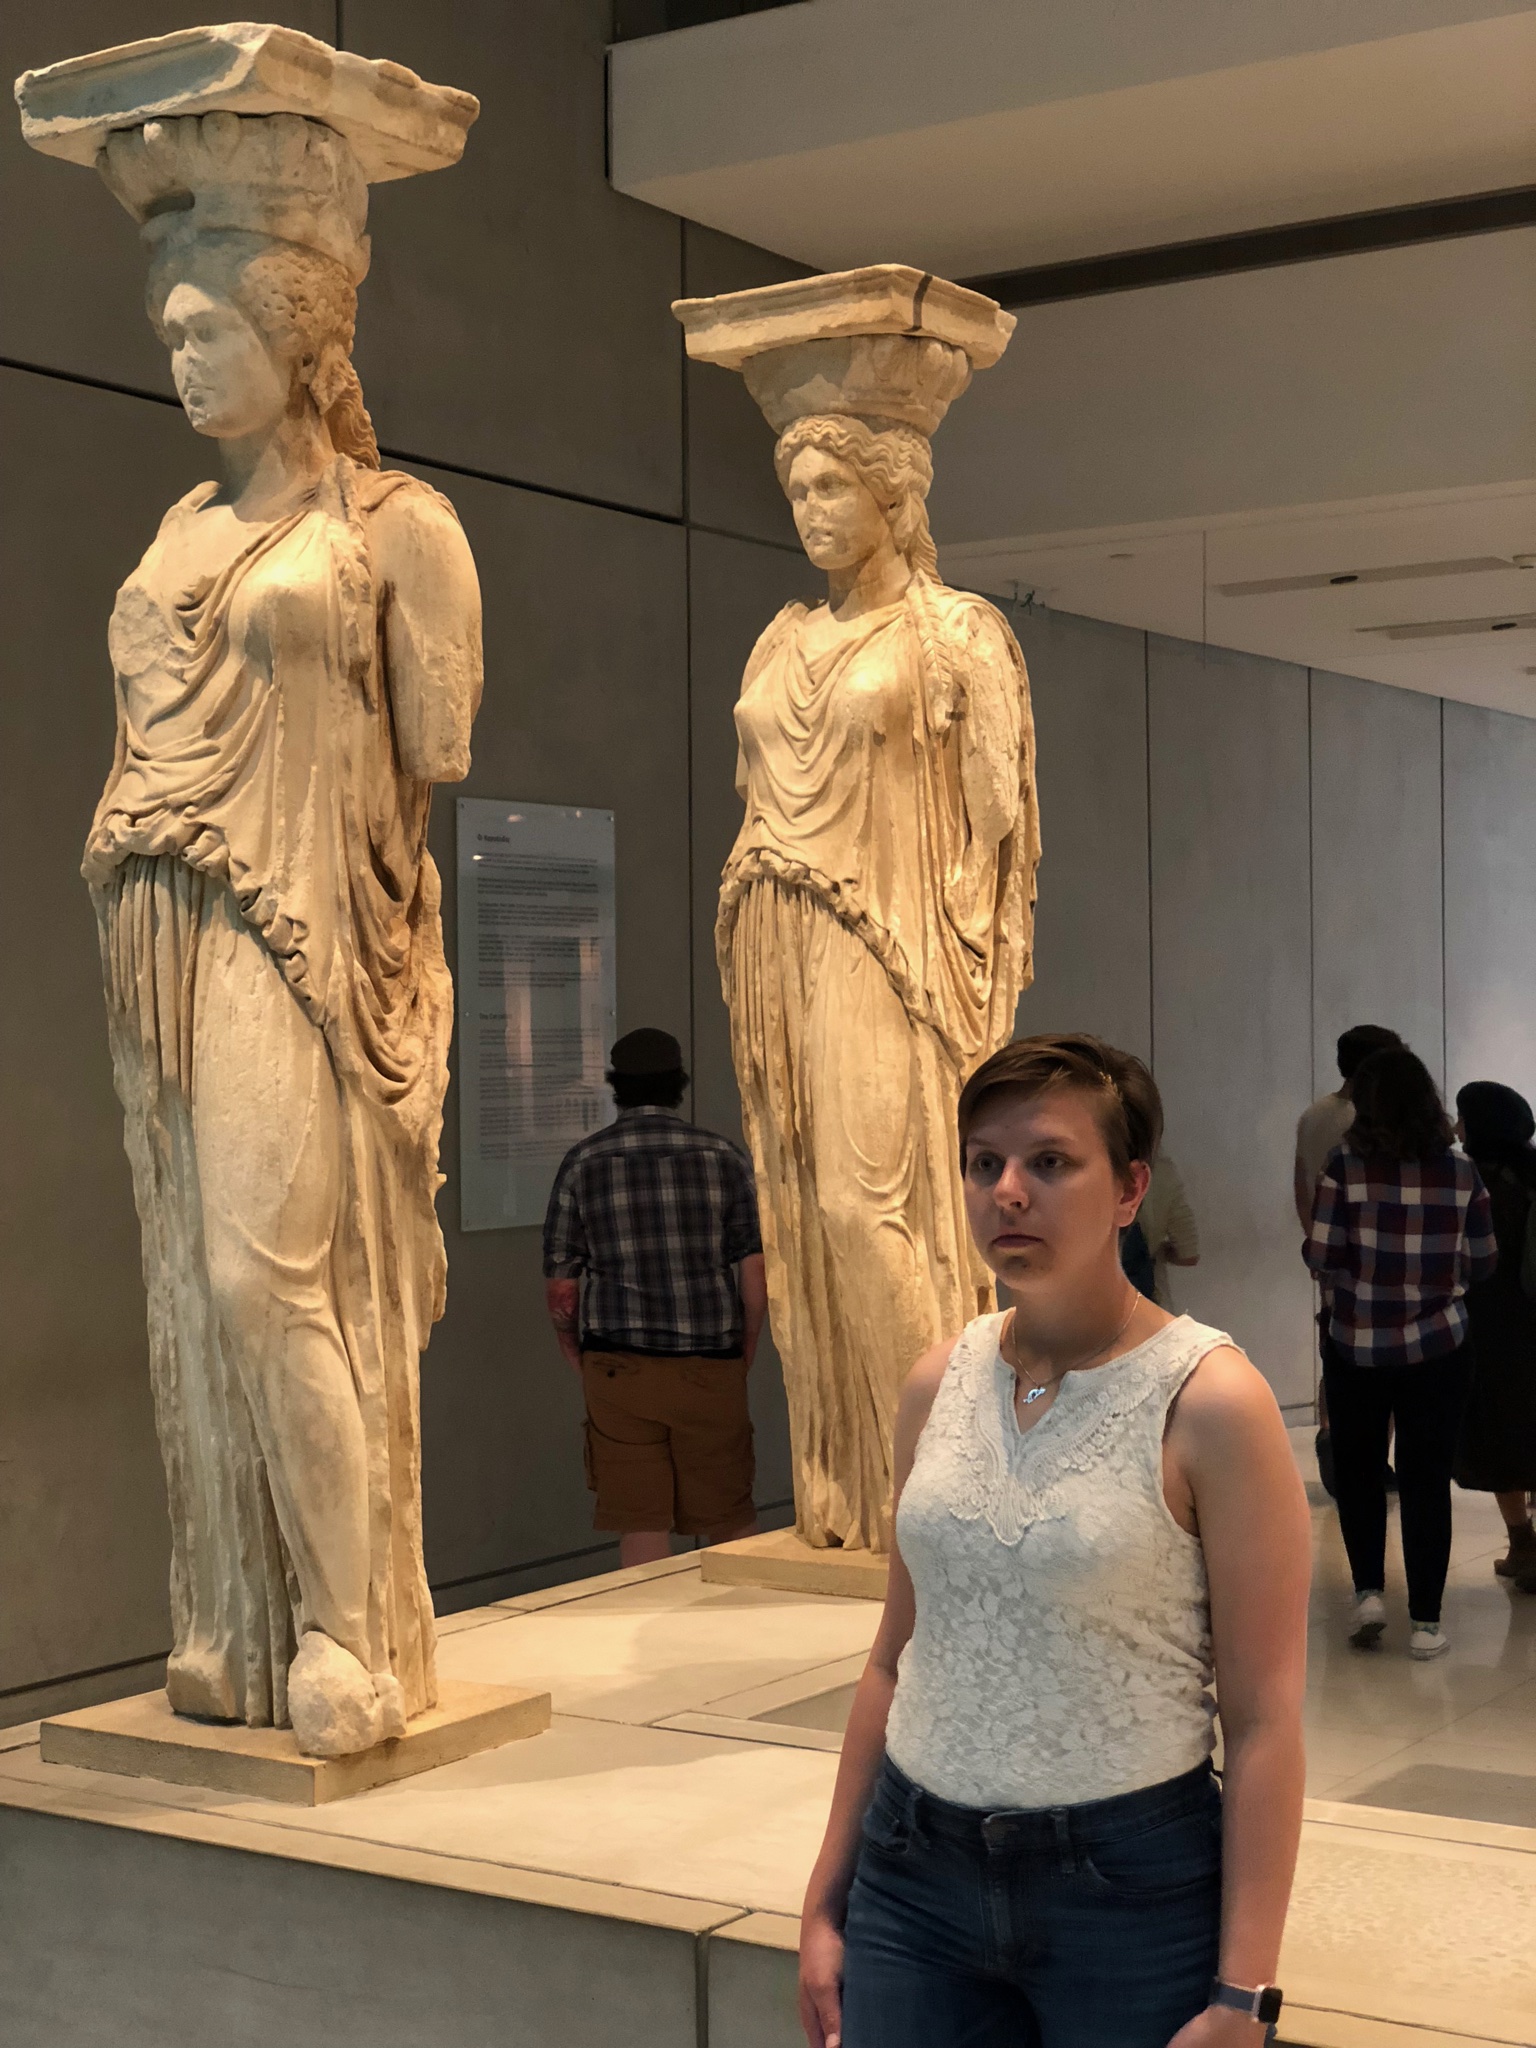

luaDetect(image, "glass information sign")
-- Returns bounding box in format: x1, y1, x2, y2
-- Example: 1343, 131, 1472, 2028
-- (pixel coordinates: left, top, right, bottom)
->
456, 797, 616, 1231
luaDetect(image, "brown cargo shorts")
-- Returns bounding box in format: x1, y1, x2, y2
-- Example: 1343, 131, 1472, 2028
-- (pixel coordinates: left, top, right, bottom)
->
580, 1350, 755, 1535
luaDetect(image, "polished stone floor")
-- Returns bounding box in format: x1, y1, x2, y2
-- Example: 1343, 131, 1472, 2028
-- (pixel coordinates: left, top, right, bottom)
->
1295, 1433, 1536, 1823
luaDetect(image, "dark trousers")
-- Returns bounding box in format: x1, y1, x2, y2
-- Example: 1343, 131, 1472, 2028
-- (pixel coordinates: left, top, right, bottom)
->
1321, 1337, 1472, 1624
841, 1758, 1221, 2048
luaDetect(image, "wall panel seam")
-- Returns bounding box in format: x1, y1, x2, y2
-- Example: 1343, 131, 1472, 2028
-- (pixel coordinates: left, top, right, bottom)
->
1306, 669, 1316, 1103
0, 352, 178, 410
0, 357, 806, 556
0, 1647, 168, 1706
682, 219, 698, 1103
1144, 630, 1154, 1071
1439, 695, 1448, 1092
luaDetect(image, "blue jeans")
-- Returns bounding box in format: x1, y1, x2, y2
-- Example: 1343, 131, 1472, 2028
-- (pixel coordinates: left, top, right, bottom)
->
841, 1756, 1222, 2048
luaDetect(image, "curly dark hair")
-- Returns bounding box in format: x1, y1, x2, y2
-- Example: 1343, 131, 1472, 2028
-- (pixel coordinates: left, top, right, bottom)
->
1348, 1046, 1453, 1161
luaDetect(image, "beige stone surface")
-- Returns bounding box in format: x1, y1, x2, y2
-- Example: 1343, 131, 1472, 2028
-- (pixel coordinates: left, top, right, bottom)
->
13, 26, 485, 1762
694, 1650, 869, 1721
39, 1679, 550, 1807
437, 1567, 879, 1727
1279, 2016, 1514, 2048
673, 264, 1015, 373
677, 263, 1039, 1554
16, 22, 478, 182
1281, 1820, 1536, 2042
701, 1528, 888, 1601
0, 1553, 1532, 2044
713, 1910, 799, 1952
493, 1550, 702, 1613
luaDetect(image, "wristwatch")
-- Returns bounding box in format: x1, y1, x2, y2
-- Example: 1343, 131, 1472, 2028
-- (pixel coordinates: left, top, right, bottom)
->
1211, 1980, 1284, 2031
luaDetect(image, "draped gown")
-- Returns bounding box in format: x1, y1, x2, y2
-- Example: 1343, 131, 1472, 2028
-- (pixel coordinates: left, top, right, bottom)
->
87, 455, 482, 1726
718, 578, 1039, 1550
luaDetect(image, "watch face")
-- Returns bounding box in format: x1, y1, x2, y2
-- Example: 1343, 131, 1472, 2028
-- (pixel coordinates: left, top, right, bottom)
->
1257, 1987, 1284, 2024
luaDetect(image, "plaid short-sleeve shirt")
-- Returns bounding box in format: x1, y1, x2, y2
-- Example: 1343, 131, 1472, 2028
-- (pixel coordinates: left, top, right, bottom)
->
1305, 1142, 1497, 1366
541, 1107, 763, 1357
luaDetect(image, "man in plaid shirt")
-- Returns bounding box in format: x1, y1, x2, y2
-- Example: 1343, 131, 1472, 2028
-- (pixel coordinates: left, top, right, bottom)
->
543, 1028, 767, 1568
1303, 1046, 1497, 1658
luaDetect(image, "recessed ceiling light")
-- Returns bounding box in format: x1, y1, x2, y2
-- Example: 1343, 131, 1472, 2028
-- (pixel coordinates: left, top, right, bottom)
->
1217, 557, 1513, 597
1357, 613, 1536, 641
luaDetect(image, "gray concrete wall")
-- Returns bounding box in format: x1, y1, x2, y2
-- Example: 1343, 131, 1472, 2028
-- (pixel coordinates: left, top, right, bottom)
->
1149, 638, 1316, 1409
1444, 700, 1536, 1110
0, 1806, 702, 2048
1311, 671, 1446, 1097
981, 610, 1501, 1416
1010, 606, 1152, 1062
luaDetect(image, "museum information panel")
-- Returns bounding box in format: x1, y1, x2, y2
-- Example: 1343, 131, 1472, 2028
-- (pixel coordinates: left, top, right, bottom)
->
457, 799, 617, 1230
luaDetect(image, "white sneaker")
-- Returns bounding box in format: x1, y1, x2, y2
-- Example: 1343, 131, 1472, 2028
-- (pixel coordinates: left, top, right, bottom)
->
1409, 1622, 1449, 1660
1349, 1591, 1387, 1649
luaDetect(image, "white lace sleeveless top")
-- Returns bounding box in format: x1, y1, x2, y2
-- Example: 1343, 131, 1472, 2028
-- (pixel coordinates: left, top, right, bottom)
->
885, 1312, 1226, 1809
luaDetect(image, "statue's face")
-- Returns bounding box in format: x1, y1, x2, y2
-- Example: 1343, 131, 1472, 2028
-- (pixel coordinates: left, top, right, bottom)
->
786, 446, 892, 574
160, 281, 291, 441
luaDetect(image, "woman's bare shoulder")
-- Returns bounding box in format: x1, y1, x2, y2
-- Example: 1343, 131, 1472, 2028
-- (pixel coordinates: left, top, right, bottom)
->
906, 1335, 958, 1397
1171, 1343, 1290, 1463
900, 1327, 975, 1424
891, 1333, 962, 1473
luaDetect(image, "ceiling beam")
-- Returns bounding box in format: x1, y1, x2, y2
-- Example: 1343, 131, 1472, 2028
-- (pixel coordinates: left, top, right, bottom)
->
962, 185, 1536, 307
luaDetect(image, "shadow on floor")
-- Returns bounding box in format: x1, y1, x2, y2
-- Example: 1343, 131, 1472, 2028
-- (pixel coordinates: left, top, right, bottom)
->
1346, 1762, 1536, 1829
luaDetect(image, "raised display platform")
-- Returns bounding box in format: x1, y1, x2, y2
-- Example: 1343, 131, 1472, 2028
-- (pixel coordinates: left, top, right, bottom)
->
700, 1526, 888, 1600
2, 1551, 1532, 2048
39, 1677, 551, 1805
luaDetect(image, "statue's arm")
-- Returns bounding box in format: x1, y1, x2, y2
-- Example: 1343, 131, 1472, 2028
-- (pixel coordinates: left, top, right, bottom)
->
373, 487, 485, 784
954, 601, 1024, 849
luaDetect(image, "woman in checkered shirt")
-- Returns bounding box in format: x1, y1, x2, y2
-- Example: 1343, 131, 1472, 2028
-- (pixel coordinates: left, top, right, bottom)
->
1305, 1046, 1497, 1660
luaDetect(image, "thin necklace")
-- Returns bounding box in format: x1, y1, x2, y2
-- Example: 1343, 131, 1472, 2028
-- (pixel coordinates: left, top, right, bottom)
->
1004, 1288, 1142, 1409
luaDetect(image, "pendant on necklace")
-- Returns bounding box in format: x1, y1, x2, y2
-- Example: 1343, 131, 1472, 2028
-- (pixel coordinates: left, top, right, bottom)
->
1020, 1384, 1050, 1406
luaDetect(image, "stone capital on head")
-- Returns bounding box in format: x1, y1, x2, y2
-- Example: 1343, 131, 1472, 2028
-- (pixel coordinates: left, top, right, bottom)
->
671, 262, 1015, 438
14, 21, 479, 279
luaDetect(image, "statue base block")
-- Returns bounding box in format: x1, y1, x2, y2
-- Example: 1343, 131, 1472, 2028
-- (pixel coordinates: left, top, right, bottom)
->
700, 1527, 888, 1601
38, 1677, 551, 1807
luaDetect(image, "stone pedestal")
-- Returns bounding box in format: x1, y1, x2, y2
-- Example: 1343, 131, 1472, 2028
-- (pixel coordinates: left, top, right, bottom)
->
700, 1528, 888, 1601
39, 1679, 550, 1806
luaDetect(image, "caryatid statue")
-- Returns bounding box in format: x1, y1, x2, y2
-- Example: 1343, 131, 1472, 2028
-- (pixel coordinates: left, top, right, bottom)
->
674, 268, 1040, 1554
16, 26, 484, 1756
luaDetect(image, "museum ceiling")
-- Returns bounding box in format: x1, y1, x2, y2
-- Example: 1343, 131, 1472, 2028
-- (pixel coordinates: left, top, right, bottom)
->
613, 1, 1536, 711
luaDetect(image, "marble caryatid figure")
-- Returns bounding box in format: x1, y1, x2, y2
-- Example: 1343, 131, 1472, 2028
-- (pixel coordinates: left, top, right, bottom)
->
674, 268, 1041, 1554
16, 26, 483, 1755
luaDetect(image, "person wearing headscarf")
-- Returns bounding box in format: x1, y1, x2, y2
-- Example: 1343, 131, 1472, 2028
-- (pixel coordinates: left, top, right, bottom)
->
1454, 1082, 1536, 1592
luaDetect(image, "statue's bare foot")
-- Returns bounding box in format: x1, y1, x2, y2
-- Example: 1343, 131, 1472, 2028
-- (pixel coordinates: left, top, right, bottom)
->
287, 1632, 384, 1757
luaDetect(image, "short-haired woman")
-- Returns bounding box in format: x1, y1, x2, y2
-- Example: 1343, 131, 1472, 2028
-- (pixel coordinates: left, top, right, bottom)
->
799, 1034, 1311, 2048
1306, 1047, 1496, 1657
